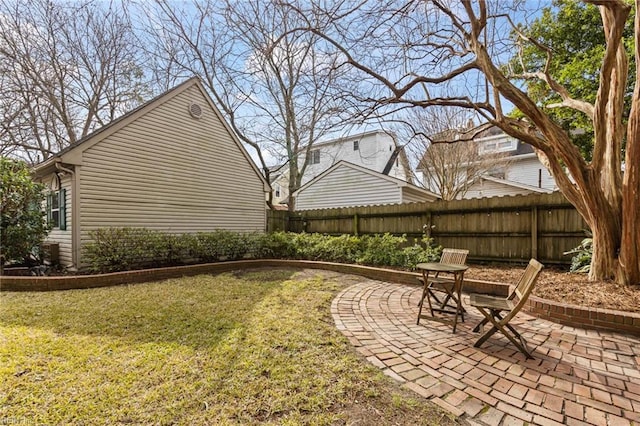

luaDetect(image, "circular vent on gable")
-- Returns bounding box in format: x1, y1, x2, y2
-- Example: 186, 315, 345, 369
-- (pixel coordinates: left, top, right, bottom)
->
189, 102, 203, 119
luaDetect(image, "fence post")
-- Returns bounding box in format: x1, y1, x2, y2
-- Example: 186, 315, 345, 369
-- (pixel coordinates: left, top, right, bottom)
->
353, 213, 359, 236
531, 206, 538, 259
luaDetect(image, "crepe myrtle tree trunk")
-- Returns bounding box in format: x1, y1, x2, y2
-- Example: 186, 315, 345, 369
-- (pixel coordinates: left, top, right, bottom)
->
620, 0, 640, 285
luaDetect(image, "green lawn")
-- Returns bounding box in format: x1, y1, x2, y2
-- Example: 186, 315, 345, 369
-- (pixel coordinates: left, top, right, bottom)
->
0, 269, 456, 425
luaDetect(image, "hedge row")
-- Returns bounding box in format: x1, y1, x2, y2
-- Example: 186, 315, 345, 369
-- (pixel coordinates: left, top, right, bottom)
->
83, 228, 441, 274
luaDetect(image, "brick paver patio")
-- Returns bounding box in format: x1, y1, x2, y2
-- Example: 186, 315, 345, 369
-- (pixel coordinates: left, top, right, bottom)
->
331, 276, 640, 425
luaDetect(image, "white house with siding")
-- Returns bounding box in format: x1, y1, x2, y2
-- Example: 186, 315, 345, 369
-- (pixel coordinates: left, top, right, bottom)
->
33, 77, 270, 270
292, 161, 438, 210
419, 128, 557, 200
271, 130, 412, 206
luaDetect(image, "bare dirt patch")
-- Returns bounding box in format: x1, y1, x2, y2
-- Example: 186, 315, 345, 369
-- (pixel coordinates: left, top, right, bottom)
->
465, 264, 640, 313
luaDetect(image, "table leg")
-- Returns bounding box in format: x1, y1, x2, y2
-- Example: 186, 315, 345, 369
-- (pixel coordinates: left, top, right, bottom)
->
416, 270, 430, 325
451, 272, 465, 333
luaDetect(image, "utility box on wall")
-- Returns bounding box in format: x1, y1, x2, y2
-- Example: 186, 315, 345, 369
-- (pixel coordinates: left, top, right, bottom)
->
42, 242, 59, 265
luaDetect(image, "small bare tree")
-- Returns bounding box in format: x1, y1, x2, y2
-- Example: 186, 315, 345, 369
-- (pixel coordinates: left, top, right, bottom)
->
0, 0, 150, 162
405, 107, 509, 200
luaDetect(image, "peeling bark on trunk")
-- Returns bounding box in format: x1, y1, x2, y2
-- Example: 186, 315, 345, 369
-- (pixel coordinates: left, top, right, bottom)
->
619, 0, 640, 286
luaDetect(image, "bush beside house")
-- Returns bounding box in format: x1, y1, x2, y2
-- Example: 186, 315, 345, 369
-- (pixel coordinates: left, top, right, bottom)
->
0, 158, 50, 271
82, 228, 441, 274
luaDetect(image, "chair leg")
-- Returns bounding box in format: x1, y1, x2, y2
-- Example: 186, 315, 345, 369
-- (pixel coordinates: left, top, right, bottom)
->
473, 308, 534, 359
428, 287, 444, 306
498, 325, 533, 359
473, 307, 499, 346
504, 323, 533, 358
473, 308, 503, 333
472, 317, 489, 333
474, 325, 499, 347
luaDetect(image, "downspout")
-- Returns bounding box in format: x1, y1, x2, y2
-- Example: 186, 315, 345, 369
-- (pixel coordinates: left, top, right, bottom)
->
55, 161, 74, 177
55, 162, 80, 270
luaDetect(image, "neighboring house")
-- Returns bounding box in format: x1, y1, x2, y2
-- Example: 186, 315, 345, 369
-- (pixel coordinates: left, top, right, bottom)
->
292, 161, 439, 210
33, 77, 270, 270
419, 127, 557, 200
271, 130, 412, 206
463, 175, 555, 199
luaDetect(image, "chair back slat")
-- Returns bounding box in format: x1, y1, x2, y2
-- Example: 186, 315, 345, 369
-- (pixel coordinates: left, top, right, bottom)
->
511, 258, 544, 301
502, 259, 543, 323
440, 248, 469, 266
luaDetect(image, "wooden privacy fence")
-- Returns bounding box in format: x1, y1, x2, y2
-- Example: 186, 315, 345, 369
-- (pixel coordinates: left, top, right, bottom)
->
267, 192, 589, 265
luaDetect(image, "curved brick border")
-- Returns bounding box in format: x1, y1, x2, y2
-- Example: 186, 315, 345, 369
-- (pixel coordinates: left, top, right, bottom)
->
2, 260, 638, 336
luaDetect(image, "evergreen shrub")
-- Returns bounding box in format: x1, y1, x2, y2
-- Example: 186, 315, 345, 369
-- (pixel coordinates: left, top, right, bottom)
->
83, 228, 441, 273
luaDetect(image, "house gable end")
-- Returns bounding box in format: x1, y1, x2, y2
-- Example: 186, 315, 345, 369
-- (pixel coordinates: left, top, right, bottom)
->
35, 77, 269, 191
77, 82, 268, 237
294, 160, 438, 200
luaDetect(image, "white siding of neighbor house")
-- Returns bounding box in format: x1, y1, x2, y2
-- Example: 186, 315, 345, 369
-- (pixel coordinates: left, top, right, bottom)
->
505, 156, 556, 190
271, 169, 291, 205
295, 165, 403, 210
78, 84, 266, 254
43, 173, 73, 268
461, 155, 557, 199
463, 178, 538, 199
402, 187, 432, 204
300, 132, 407, 185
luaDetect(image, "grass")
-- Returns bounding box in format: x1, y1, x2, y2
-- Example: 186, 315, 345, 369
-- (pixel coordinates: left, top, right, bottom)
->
0, 268, 456, 425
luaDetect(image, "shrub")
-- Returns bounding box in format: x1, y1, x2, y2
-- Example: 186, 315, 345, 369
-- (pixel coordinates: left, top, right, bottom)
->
356, 233, 407, 267
564, 236, 593, 273
401, 241, 442, 270
0, 157, 50, 268
83, 228, 171, 273
84, 228, 263, 273
83, 228, 442, 274
253, 231, 298, 259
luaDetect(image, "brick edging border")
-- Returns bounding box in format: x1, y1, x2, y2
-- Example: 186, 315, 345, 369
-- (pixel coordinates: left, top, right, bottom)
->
2, 260, 638, 336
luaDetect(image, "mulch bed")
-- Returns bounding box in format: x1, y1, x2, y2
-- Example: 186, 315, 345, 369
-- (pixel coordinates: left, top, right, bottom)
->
465, 264, 640, 313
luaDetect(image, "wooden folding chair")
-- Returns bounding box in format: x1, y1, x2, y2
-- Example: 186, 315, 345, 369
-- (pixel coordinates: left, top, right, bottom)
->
469, 259, 543, 359
418, 248, 469, 317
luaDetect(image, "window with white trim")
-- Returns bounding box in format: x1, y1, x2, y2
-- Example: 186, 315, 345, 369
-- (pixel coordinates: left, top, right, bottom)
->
310, 150, 320, 164
47, 189, 66, 230
478, 137, 517, 155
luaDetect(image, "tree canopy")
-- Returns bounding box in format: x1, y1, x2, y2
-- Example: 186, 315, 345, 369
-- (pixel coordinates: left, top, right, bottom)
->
0, 0, 151, 163
510, 0, 636, 159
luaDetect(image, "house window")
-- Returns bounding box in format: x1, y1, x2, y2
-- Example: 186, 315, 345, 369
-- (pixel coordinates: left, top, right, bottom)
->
47, 189, 66, 230
353, 140, 359, 151
478, 137, 517, 155
275, 184, 281, 198
310, 150, 320, 165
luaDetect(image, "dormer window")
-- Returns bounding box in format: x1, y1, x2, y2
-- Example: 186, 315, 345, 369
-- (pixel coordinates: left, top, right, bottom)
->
478, 136, 517, 155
